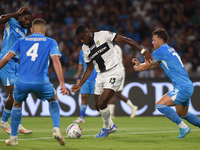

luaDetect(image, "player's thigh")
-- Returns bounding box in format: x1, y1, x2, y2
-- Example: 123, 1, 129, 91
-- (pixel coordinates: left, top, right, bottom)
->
156, 94, 175, 106
33, 81, 56, 101
0, 59, 18, 86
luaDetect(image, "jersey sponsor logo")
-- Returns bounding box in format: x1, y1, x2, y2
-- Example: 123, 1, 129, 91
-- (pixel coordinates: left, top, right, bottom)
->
25, 37, 46, 41
88, 42, 110, 72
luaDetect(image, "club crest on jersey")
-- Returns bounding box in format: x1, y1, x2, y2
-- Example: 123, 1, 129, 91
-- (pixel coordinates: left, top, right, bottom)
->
96, 40, 100, 45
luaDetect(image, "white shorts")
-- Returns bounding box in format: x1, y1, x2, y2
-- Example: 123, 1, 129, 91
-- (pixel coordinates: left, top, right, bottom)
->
117, 69, 125, 91
94, 65, 123, 95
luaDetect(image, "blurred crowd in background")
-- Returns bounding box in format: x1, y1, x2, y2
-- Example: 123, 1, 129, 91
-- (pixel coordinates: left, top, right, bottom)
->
0, 0, 200, 79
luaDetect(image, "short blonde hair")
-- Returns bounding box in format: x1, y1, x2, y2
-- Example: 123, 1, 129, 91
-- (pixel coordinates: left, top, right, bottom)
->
32, 18, 46, 31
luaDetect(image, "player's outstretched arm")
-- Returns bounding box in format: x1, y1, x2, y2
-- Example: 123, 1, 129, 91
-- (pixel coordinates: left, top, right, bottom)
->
0, 51, 15, 70
0, 6, 29, 24
132, 58, 159, 71
51, 55, 69, 95
71, 62, 94, 93
114, 35, 154, 62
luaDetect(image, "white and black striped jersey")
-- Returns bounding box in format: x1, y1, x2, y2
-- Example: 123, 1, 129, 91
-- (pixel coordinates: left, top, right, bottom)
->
82, 31, 119, 73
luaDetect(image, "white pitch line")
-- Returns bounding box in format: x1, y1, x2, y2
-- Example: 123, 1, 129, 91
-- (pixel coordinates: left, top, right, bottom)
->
0, 129, 200, 142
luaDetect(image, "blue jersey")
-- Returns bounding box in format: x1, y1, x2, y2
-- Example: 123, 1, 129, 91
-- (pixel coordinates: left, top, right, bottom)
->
152, 44, 192, 86
0, 18, 27, 60
10, 33, 61, 83
79, 50, 97, 81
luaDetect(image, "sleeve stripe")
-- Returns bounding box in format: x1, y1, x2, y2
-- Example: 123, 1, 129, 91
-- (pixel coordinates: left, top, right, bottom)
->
112, 33, 117, 42
51, 54, 61, 58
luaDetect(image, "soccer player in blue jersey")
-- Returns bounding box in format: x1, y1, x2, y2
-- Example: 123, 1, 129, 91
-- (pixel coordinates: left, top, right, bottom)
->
133, 28, 200, 138
0, 18, 69, 146
0, 6, 33, 135
73, 50, 97, 123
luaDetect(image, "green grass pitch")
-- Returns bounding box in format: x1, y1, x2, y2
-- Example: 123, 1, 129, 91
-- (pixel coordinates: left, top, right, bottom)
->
0, 116, 200, 150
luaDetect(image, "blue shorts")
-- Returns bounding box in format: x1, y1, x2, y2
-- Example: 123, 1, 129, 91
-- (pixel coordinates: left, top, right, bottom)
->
80, 80, 95, 94
0, 59, 18, 86
13, 81, 55, 103
167, 84, 194, 106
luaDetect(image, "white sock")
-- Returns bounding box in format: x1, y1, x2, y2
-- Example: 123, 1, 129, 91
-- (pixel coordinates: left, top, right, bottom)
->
126, 99, 135, 109
1, 120, 7, 123
178, 121, 188, 128
108, 104, 115, 117
10, 136, 17, 140
53, 127, 60, 132
100, 107, 113, 129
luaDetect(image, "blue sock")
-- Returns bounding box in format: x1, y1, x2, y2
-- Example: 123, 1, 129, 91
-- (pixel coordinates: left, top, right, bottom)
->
80, 105, 87, 118
1, 108, 11, 122
156, 104, 182, 125
11, 106, 22, 136
181, 112, 200, 128
49, 100, 60, 128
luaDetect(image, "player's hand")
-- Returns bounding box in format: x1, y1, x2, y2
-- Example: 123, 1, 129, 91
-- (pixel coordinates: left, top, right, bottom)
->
17, 6, 29, 15
132, 58, 140, 66
71, 84, 81, 93
59, 83, 69, 95
143, 51, 154, 63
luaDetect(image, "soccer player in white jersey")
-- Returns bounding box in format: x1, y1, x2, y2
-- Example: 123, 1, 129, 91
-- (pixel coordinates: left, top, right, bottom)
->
71, 24, 152, 138
108, 44, 138, 119
133, 28, 200, 138
0, 6, 32, 135
0, 18, 69, 146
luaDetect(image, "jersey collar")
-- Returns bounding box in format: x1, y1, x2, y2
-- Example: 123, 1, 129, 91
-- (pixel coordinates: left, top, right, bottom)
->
31, 33, 45, 36
160, 43, 168, 48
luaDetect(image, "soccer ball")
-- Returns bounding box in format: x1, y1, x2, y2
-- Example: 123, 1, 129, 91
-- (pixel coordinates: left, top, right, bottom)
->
66, 123, 82, 138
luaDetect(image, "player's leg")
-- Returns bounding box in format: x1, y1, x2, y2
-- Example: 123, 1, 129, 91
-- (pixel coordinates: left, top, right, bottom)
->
156, 92, 190, 138
0, 61, 32, 135
5, 81, 28, 146
39, 82, 65, 146
94, 66, 122, 138
6, 100, 23, 146
95, 89, 117, 138
73, 81, 91, 123
177, 104, 200, 129
108, 95, 115, 119
73, 94, 88, 123
115, 91, 138, 118
0, 85, 14, 134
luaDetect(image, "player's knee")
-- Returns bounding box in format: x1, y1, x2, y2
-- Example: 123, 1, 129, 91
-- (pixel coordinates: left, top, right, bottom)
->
176, 111, 187, 117
5, 95, 14, 110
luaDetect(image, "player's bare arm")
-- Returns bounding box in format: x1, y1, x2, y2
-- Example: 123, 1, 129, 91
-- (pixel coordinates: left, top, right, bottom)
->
132, 58, 159, 71
71, 62, 94, 93
114, 35, 154, 62
0, 6, 29, 24
51, 55, 69, 95
0, 51, 15, 70
77, 64, 84, 84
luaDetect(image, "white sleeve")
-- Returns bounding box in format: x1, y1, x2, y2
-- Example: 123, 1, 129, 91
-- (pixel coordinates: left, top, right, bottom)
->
100, 31, 117, 42
82, 46, 92, 63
